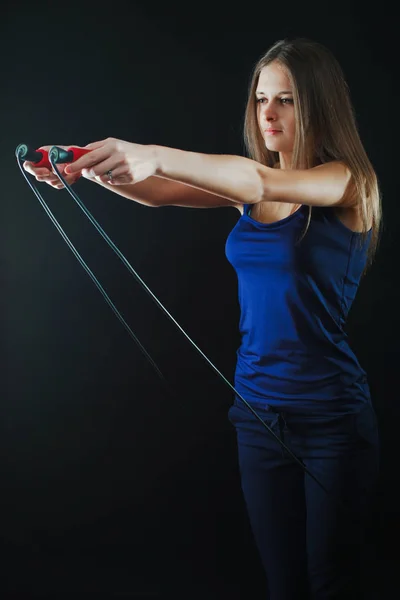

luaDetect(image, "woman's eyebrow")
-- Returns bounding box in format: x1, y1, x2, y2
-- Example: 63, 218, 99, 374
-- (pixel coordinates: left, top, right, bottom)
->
255, 90, 292, 95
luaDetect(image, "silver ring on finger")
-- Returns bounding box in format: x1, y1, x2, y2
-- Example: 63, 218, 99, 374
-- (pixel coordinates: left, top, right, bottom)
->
105, 169, 114, 181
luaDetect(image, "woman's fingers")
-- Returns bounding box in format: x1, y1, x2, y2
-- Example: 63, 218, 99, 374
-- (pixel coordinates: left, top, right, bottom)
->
22, 160, 81, 189
84, 140, 106, 150
65, 144, 111, 175
23, 163, 49, 177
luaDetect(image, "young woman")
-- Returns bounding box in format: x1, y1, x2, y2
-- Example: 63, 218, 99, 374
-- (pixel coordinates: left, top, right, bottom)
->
24, 37, 382, 600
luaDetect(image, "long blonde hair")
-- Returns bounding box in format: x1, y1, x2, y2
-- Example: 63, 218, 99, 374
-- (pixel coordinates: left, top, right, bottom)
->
243, 37, 383, 277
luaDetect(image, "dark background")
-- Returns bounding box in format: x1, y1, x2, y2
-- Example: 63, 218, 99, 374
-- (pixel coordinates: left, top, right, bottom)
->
2, 2, 398, 598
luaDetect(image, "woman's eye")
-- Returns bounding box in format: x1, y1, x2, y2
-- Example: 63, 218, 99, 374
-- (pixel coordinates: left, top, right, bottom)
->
256, 97, 293, 104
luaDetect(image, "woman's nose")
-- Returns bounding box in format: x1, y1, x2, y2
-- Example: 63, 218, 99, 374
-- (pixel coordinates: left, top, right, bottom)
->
262, 104, 278, 120
258, 103, 276, 124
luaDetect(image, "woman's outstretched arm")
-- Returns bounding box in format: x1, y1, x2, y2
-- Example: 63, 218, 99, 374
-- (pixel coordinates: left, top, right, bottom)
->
65, 138, 356, 209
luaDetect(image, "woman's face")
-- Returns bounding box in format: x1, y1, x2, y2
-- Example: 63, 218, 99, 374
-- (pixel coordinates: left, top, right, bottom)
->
256, 61, 296, 163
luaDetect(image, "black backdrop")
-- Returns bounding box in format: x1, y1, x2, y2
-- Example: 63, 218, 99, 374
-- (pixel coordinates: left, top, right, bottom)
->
2, 3, 398, 597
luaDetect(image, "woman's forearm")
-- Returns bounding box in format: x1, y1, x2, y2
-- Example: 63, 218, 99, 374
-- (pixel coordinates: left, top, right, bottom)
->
83, 154, 251, 209
153, 145, 265, 205
83, 173, 184, 207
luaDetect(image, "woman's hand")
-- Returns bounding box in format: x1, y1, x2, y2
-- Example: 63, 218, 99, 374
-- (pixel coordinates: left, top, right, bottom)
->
22, 145, 83, 189
64, 137, 159, 185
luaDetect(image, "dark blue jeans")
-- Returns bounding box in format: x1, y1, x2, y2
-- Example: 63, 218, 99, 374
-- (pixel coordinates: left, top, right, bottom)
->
228, 399, 380, 600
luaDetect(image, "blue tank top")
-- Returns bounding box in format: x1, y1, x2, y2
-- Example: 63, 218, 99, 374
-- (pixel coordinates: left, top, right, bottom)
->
225, 202, 372, 414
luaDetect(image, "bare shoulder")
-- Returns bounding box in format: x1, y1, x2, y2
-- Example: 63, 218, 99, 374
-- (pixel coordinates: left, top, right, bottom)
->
332, 169, 373, 232
264, 159, 356, 208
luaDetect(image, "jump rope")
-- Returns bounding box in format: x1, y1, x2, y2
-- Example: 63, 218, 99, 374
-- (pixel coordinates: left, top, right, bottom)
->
15, 143, 347, 507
